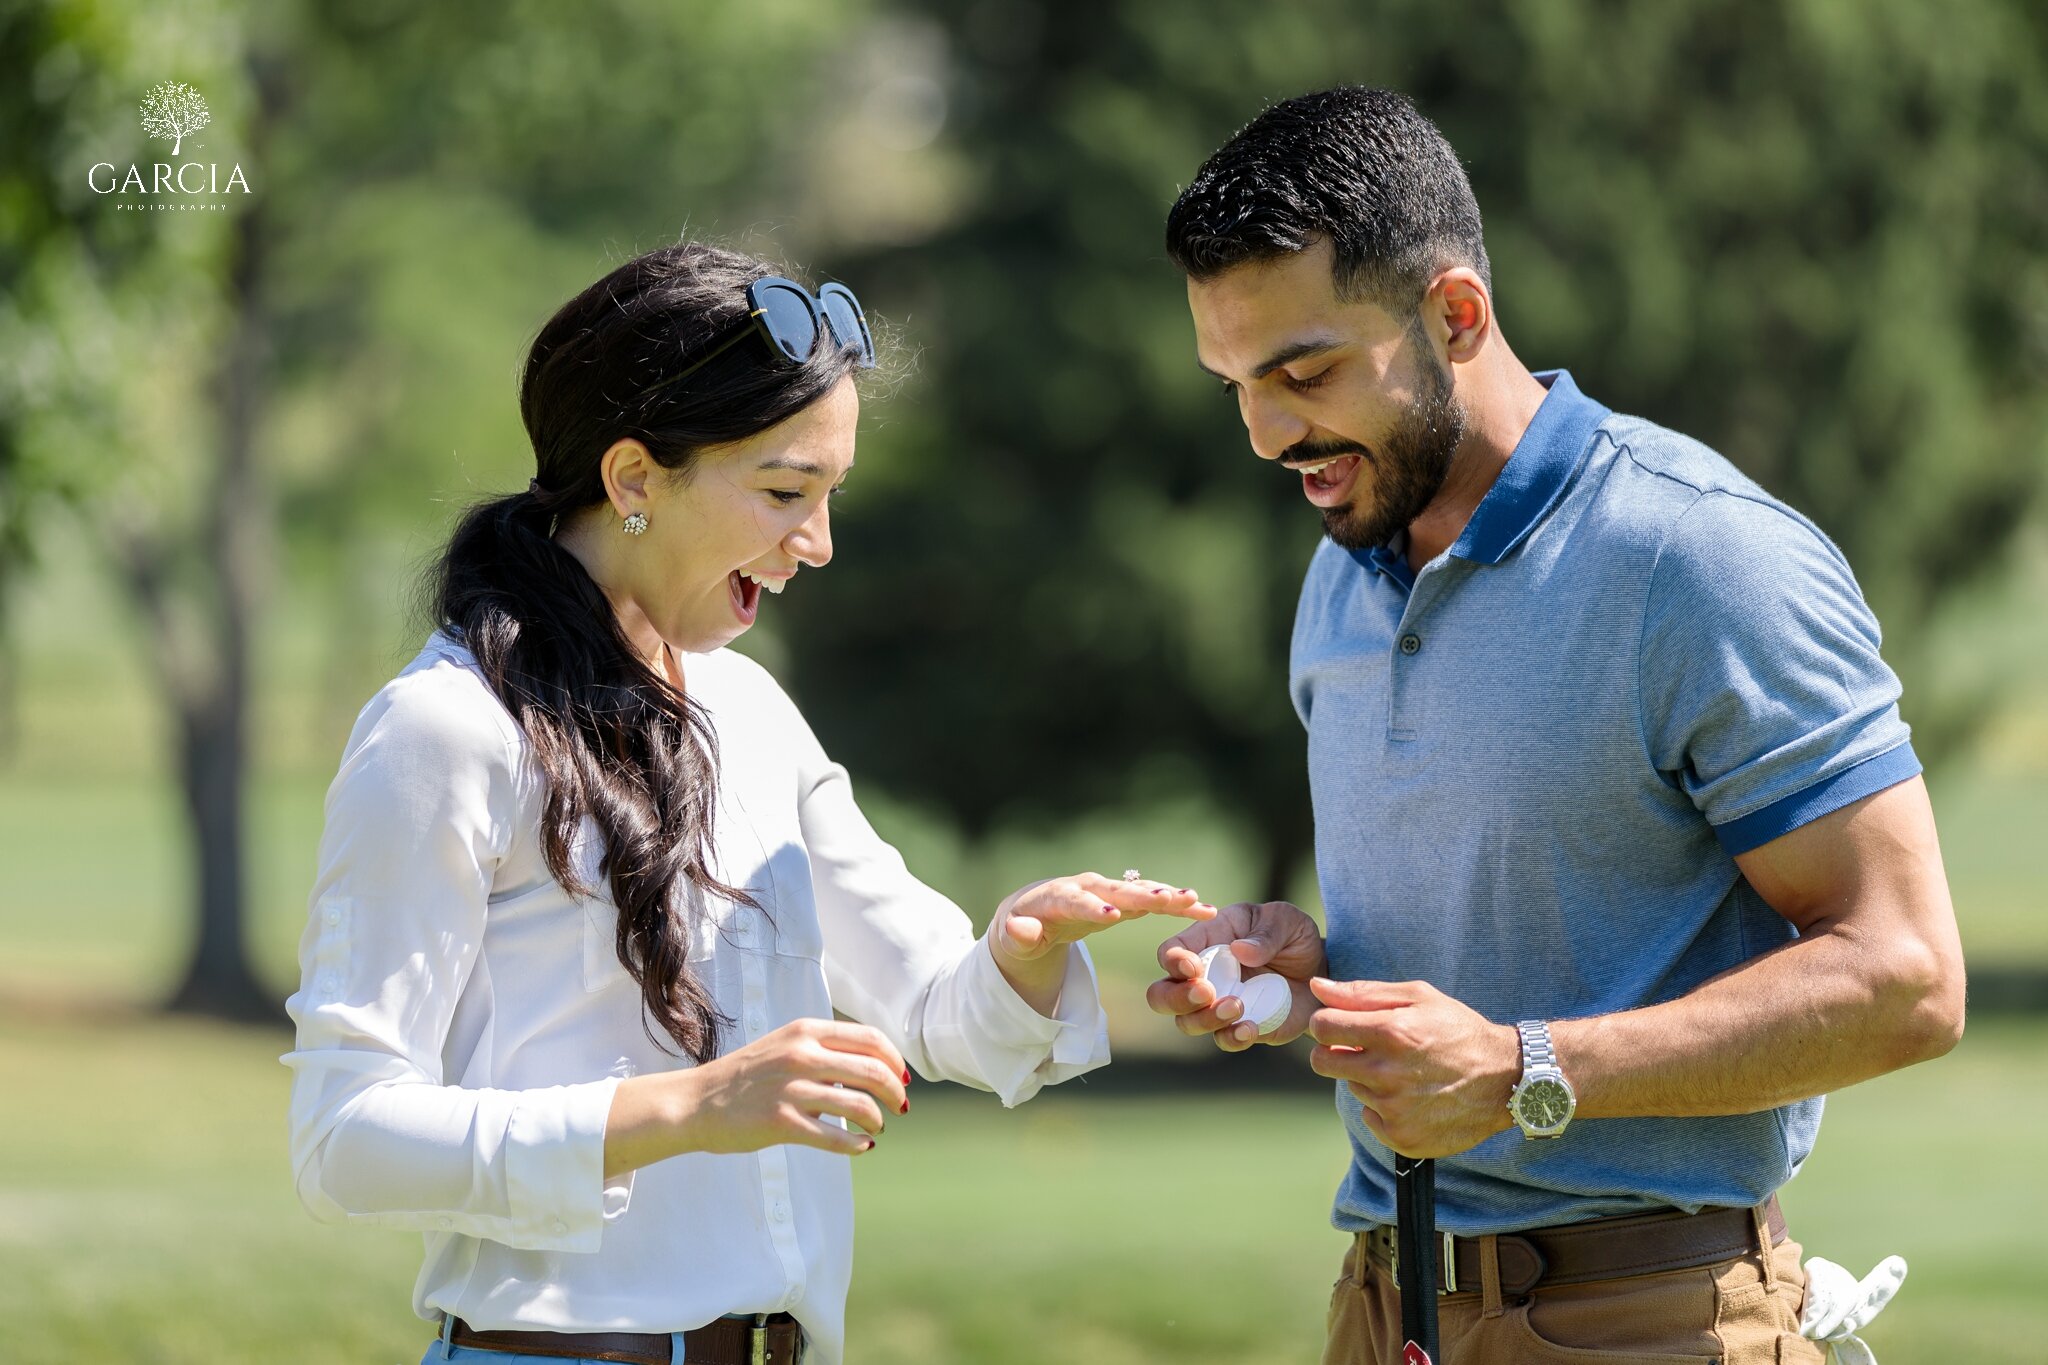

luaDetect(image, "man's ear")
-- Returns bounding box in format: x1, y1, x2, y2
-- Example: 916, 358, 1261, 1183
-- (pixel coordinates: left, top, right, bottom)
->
1429, 267, 1493, 365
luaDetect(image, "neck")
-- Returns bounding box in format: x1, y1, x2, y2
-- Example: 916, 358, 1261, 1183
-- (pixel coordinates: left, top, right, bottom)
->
555, 508, 683, 690
1405, 338, 1550, 570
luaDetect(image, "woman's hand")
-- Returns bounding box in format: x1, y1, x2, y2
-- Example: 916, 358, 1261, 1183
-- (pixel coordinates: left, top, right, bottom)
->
988, 872, 1217, 1015
605, 1018, 908, 1177
993, 872, 1217, 962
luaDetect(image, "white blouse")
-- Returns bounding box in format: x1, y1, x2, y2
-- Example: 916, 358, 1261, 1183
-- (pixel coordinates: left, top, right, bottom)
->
281, 629, 1109, 1364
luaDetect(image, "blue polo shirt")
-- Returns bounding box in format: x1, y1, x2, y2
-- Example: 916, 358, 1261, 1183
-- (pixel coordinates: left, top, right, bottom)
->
1290, 369, 1920, 1235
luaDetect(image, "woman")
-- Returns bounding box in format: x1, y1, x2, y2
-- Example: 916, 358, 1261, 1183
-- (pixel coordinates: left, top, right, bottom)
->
281, 241, 1215, 1365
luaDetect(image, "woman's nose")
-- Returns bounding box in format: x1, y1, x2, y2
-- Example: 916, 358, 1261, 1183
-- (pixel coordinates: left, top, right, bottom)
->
787, 501, 833, 568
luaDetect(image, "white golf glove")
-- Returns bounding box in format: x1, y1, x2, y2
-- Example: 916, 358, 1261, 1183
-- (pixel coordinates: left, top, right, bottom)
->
1799, 1254, 1907, 1365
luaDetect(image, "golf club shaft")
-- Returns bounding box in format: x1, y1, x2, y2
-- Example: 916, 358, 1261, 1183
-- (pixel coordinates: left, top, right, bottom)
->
1394, 1154, 1441, 1363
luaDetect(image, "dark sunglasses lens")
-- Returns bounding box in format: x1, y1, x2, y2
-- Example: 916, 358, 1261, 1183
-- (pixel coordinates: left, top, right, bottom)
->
820, 286, 876, 367
756, 284, 819, 362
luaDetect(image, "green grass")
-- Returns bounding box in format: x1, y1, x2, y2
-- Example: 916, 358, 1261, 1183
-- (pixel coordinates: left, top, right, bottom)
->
1, 761, 2043, 1028
0, 1013, 2042, 1363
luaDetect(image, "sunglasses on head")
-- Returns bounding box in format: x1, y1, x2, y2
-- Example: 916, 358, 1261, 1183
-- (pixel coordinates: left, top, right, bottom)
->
639, 275, 876, 399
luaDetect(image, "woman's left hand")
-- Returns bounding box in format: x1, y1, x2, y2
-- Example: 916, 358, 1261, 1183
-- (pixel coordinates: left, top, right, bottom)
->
992, 873, 1216, 964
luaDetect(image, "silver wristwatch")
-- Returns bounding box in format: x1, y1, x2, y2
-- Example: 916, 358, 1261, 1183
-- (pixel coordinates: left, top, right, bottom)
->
1506, 1020, 1576, 1139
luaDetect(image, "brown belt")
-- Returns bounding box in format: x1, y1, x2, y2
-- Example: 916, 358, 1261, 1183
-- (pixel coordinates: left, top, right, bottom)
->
1360, 1194, 1786, 1300
446, 1311, 804, 1365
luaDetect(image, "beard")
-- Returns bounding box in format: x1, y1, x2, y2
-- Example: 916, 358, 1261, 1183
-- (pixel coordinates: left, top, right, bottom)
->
1300, 323, 1467, 553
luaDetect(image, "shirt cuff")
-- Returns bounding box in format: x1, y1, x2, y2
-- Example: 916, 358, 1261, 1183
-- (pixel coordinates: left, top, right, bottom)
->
503, 1075, 631, 1252
1711, 741, 1922, 856
960, 927, 1112, 1107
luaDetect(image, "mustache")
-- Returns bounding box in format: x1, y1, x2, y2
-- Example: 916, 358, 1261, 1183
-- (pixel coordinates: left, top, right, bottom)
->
1280, 439, 1371, 466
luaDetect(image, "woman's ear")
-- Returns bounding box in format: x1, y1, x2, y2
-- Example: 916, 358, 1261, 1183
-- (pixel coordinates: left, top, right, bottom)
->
599, 439, 657, 520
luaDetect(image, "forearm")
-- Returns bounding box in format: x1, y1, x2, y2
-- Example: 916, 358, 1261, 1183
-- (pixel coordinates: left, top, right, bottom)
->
1554, 922, 1964, 1121
989, 934, 1070, 1016
603, 1070, 695, 1181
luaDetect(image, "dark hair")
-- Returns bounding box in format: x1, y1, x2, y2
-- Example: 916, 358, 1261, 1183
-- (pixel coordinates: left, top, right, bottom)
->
1165, 86, 1492, 312
422, 240, 867, 1064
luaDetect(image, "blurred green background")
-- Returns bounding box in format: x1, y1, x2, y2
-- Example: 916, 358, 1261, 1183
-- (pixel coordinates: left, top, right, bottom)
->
3, 1, 2046, 1361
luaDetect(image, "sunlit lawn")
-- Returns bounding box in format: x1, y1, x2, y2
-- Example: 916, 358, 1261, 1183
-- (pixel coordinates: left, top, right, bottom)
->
0, 1012, 2042, 1364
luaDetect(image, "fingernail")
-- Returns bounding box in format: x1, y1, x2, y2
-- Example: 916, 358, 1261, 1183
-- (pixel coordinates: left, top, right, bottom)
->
901, 1068, 911, 1085
1180, 888, 1195, 895
864, 1139, 876, 1151
899, 1099, 910, 1115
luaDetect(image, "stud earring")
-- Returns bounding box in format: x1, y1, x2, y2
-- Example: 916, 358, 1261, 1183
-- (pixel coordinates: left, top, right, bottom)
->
621, 511, 649, 536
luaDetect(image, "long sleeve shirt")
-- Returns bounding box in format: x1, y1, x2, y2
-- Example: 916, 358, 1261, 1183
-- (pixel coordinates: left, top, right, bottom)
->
281, 629, 1109, 1364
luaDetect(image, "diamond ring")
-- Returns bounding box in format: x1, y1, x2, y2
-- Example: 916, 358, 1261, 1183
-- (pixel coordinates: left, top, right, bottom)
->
1122, 868, 1143, 882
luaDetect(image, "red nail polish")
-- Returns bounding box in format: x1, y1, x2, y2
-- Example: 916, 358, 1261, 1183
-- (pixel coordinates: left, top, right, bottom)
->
901, 1068, 911, 1085
863, 1139, 875, 1151
899, 1099, 910, 1115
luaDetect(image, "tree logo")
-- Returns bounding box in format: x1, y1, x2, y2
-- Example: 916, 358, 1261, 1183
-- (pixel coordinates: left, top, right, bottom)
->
88, 79, 250, 207
138, 80, 210, 156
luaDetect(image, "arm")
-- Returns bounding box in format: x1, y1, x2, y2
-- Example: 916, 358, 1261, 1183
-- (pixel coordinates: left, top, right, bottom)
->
1303, 776, 1963, 1154
751, 656, 1209, 1105
792, 732, 1113, 1106
1556, 774, 1964, 1118
280, 666, 628, 1252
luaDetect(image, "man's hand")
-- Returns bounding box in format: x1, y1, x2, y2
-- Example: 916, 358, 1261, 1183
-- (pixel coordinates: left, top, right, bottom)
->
1147, 901, 1327, 1049
1307, 977, 1522, 1158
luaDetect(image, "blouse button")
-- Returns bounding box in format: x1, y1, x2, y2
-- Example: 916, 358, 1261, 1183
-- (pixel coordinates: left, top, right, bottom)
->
323, 905, 342, 927
746, 1012, 764, 1033
771, 1201, 790, 1224
436, 1216, 453, 1230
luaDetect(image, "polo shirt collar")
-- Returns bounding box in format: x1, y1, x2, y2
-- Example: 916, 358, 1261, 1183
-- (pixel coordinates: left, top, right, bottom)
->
1344, 368, 1609, 579
1452, 368, 1609, 565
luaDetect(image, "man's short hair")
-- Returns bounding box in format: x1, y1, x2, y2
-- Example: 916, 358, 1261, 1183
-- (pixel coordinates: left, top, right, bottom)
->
1165, 86, 1492, 314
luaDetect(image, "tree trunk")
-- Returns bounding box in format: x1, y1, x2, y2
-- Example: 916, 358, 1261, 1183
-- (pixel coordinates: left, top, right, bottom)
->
159, 52, 288, 1026
1257, 809, 1314, 908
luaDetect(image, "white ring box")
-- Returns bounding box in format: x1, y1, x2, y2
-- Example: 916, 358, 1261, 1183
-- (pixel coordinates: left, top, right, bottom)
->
1196, 944, 1291, 1035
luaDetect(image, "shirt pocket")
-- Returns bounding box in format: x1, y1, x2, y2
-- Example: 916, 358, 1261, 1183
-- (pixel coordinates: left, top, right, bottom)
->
758, 840, 823, 962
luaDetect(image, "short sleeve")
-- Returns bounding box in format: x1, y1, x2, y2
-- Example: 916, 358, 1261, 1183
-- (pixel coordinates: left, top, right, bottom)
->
1638, 491, 1920, 856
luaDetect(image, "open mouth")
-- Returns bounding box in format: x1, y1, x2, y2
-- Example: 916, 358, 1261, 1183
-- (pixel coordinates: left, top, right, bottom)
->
1297, 453, 1365, 507
728, 569, 762, 624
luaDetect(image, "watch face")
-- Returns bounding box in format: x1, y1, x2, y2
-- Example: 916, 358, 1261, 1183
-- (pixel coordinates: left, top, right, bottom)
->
1518, 1077, 1572, 1130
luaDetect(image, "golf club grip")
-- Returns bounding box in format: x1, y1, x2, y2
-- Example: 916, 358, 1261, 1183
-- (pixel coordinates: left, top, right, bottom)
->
1394, 1155, 1441, 1362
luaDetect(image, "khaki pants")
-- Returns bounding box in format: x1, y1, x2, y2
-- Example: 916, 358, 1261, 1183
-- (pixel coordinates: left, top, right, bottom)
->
1323, 1215, 1829, 1365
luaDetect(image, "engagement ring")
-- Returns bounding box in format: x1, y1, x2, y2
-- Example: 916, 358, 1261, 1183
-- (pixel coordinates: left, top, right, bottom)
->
1123, 868, 1143, 882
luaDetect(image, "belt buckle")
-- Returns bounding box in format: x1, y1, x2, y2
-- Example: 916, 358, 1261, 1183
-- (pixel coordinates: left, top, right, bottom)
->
1388, 1231, 1459, 1295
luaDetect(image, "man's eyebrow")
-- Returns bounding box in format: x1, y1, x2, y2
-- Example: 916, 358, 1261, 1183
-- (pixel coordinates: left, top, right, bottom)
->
1196, 337, 1346, 383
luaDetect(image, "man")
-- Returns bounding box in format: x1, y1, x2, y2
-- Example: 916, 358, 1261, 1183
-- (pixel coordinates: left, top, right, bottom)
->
1147, 87, 1964, 1364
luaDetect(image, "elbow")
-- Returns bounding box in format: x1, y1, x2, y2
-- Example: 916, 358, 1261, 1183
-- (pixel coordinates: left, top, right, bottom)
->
1886, 940, 1966, 1066
289, 1132, 352, 1227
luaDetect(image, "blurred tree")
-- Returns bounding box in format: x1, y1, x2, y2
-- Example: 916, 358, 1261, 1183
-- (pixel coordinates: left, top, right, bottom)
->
785, 0, 2048, 904
0, 0, 865, 1019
